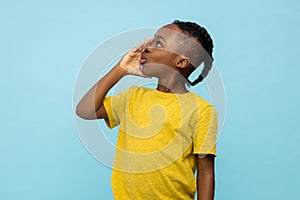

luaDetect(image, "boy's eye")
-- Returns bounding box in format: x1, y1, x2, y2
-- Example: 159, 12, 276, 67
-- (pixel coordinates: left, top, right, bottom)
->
156, 41, 163, 47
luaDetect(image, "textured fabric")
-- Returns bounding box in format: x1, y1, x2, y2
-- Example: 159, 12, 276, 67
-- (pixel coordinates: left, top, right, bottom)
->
103, 86, 217, 200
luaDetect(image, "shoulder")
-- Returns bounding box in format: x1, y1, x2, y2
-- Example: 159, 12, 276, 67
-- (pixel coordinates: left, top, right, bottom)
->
189, 92, 214, 112
127, 85, 151, 95
115, 85, 143, 96
123, 85, 149, 92
116, 85, 150, 100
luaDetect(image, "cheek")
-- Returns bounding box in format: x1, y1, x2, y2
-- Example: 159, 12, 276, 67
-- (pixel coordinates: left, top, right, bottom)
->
148, 50, 177, 67
142, 49, 178, 77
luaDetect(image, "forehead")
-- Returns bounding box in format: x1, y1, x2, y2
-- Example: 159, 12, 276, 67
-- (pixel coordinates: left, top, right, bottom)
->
155, 24, 183, 39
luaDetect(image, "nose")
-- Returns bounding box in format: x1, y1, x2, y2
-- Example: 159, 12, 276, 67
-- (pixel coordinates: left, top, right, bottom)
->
143, 39, 154, 53
144, 47, 150, 53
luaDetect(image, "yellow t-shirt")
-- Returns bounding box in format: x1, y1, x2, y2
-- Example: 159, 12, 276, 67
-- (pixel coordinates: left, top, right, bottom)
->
103, 86, 217, 200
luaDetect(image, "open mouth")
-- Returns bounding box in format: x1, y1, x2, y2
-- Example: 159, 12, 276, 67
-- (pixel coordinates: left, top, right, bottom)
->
140, 54, 147, 64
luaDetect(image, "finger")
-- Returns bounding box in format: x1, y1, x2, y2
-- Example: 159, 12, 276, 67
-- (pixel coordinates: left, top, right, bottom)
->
141, 38, 153, 48
133, 38, 153, 52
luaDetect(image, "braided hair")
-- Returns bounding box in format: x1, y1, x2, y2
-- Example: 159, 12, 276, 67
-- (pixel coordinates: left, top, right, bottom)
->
172, 20, 214, 86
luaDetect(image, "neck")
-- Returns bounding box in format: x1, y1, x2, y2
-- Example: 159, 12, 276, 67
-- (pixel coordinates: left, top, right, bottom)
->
156, 74, 189, 94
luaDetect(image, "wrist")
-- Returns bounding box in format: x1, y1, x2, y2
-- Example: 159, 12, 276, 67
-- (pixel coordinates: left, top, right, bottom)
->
115, 63, 128, 76
117, 61, 128, 71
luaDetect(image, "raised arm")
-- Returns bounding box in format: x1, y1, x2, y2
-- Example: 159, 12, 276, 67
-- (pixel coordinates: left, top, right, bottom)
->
76, 39, 153, 120
196, 154, 215, 200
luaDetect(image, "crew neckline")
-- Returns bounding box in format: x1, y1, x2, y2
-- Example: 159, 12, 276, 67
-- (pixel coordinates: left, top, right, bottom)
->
150, 88, 194, 97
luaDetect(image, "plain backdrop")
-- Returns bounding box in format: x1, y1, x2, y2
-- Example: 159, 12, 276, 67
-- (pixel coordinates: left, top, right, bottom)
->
1, 0, 299, 199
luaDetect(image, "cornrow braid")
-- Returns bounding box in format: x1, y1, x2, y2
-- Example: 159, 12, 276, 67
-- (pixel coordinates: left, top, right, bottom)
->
172, 20, 214, 86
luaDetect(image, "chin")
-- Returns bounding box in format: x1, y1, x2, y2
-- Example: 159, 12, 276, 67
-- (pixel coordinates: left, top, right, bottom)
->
141, 63, 158, 77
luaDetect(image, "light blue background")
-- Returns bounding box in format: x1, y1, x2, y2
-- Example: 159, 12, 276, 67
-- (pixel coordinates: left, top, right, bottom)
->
1, 0, 299, 199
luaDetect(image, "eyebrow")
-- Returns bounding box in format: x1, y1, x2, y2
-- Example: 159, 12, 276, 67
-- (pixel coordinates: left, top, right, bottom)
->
154, 34, 166, 42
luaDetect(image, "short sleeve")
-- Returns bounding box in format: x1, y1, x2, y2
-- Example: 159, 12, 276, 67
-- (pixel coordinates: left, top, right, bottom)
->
193, 106, 218, 156
103, 88, 131, 129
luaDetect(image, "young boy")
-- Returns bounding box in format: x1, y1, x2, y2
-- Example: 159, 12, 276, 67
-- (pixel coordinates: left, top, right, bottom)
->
76, 20, 217, 200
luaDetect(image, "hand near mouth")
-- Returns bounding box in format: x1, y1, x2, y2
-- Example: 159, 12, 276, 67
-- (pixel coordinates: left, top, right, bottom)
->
117, 38, 153, 78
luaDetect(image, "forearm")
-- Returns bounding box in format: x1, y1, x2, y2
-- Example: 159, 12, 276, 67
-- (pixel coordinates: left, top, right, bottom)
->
76, 64, 126, 119
76, 39, 151, 119
197, 170, 215, 200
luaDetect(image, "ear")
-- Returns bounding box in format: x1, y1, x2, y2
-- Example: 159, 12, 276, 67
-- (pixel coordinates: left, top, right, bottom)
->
175, 56, 190, 68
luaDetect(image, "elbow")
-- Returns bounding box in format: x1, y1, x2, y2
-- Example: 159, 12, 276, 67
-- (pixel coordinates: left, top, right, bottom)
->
75, 105, 87, 119
75, 104, 94, 120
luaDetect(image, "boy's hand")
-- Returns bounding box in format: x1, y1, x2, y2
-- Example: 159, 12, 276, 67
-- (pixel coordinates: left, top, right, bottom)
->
118, 38, 153, 77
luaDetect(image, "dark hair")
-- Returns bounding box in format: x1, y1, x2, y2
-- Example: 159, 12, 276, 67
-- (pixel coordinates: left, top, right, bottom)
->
172, 20, 214, 86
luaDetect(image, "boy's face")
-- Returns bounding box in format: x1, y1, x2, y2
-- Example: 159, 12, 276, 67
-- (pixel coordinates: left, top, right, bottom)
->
140, 24, 185, 78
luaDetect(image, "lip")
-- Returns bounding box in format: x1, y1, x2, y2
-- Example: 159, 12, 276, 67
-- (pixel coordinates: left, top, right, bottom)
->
140, 54, 147, 64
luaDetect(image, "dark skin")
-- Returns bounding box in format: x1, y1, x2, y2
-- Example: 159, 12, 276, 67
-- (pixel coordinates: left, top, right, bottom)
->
76, 24, 215, 200
197, 154, 215, 200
